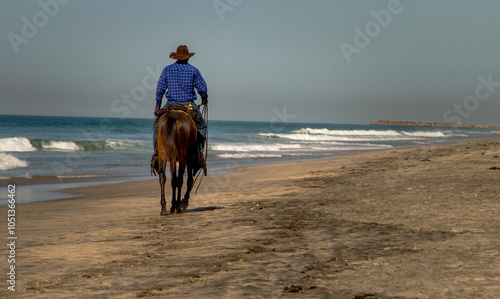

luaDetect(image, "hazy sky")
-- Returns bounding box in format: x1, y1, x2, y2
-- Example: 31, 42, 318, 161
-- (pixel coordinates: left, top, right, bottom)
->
2, 0, 500, 124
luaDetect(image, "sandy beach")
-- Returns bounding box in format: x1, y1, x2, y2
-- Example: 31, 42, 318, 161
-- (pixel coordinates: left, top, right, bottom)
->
1, 138, 499, 298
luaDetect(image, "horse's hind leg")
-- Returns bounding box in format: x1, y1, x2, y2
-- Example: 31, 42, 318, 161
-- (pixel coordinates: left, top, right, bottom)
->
159, 171, 168, 216
170, 164, 177, 214
181, 164, 194, 211
175, 163, 186, 213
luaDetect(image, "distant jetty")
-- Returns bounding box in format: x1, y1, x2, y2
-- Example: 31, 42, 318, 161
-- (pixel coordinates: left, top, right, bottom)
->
371, 120, 500, 129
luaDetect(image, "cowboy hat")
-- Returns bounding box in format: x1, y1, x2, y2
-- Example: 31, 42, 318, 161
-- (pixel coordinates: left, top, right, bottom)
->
170, 45, 195, 60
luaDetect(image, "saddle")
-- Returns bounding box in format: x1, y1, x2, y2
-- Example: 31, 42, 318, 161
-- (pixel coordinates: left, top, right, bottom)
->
154, 104, 201, 125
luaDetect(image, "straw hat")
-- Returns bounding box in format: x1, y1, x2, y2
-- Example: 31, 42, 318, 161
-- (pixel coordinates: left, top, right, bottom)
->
170, 45, 195, 60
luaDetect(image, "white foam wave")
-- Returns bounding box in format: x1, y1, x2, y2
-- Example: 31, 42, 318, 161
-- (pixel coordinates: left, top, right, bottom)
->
56, 174, 107, 179
260, 128, 452, 142
210, 143, 302, 152
0, 137, 37, 152
292, 128, 403, 136
105, 140, 149, 150
42, 141, 81, 151
0, 153, 29, 171
216, 153, 282, 159
210, 141, 393, 157
319, 145, 393, 151
400, 131, 446, 137
259, 133, 350, 141
312, 142, 393, 150
106, 140, 124, 149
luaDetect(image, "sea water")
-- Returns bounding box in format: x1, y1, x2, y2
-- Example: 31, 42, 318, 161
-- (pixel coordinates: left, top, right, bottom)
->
1, 115, 499, 204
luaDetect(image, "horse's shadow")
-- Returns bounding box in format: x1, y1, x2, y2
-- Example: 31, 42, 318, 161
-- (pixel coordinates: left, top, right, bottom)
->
182, 206, 224, 213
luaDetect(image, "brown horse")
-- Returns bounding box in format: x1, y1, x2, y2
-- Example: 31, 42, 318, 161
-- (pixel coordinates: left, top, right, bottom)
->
152, 109, 199, 215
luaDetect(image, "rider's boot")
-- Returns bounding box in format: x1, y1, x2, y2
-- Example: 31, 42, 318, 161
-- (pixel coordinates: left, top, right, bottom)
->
199, 145, 207, 176
194, 135, 207, 176
150, 153, 159, 176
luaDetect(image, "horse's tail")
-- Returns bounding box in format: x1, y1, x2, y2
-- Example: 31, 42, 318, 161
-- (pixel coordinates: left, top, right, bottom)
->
165, 113, 196, 170
173, 119, 186, 165
164, 117, 178, 172
176, 118, 197, 166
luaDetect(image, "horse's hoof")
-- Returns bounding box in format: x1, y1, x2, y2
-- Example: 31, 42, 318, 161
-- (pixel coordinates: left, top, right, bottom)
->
181, 199, 189, 210
160, 210, 169, 216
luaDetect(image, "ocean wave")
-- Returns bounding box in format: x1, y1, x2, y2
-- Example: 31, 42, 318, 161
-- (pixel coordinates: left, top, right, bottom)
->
0, 137, 37, 152
258, 133, 348, 141
210, 143, 302, 152
400, 131, 447, 137
210, 141, 393, 156
1, 137, 150, 152
103, 140, 150, 151
40, 140, 81, 151
56, 174, 107, 179
74, 139, 150, 151
216, 153, 283, 159
259, 128, 453, 142
0, 153, 29, 171
291, 128, 403, 136
311, 142, 393, 150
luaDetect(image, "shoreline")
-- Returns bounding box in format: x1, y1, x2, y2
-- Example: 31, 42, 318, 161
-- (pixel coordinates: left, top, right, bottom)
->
22, 136, 500, 206
0, 173, 154, 205
2, 151, 350, 206
0, 135, 482, 206
1, 137, 499, 298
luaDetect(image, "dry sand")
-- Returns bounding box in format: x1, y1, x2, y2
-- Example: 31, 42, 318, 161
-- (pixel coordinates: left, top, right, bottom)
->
1, 139, 499, 298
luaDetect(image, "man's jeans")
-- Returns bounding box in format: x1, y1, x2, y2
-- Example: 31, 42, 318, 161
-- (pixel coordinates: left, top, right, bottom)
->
153, 101, 207, 154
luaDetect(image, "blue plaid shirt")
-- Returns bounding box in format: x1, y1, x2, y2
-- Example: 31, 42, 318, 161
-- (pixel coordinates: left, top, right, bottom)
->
155, 61, 207, 109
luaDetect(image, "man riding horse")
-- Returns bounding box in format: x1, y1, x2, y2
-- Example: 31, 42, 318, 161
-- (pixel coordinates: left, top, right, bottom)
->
151, 45, 208, 170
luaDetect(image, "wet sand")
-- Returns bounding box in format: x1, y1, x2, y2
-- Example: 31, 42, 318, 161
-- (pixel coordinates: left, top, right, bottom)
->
1, 138, 499, 298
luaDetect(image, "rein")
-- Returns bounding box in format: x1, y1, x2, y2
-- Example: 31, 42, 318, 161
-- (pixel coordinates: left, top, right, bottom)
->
194, 103, 208, 194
